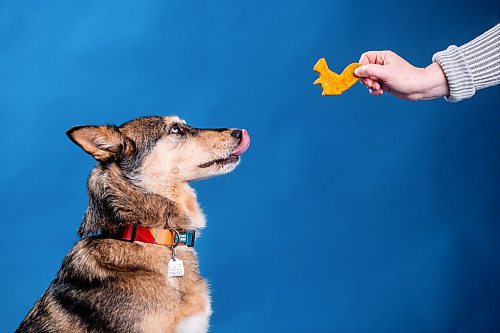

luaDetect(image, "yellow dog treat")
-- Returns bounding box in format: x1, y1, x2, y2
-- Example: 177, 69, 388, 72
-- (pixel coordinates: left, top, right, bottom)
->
313, 58, 362, 96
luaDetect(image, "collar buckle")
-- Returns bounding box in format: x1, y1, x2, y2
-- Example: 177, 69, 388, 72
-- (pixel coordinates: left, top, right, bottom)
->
174, 229, 196, 247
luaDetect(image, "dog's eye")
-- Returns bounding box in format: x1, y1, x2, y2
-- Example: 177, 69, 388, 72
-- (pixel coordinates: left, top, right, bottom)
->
169, 124, 185, 135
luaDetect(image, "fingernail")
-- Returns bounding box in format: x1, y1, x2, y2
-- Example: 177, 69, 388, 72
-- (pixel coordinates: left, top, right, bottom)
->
354, 67, 362, 76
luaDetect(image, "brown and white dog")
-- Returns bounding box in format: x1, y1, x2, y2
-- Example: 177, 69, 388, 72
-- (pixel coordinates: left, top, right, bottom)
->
16, 115, 250, 333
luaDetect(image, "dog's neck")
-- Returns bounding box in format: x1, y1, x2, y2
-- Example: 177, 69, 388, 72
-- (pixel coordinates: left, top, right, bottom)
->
128, 165, 206, 229
78, 165, 205, 237
166, 182, 206, 229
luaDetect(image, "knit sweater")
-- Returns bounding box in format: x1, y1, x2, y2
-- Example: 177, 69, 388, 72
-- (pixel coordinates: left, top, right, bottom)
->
432, 24, 500, 102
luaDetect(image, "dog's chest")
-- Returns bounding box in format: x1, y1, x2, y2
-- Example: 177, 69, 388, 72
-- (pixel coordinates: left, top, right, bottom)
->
139, 249, 211, 333
175, 311, 210, 333
140, 286, 211, 333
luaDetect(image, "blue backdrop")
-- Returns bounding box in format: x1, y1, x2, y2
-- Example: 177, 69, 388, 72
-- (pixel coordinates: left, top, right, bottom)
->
1, 1, 499, 332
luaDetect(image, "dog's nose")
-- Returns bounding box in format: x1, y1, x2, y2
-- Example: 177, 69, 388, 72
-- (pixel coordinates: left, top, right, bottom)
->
231, 129, 242, 139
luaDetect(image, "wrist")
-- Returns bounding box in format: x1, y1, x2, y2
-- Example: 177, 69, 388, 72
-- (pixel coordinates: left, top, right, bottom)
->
421, 62, 450, 100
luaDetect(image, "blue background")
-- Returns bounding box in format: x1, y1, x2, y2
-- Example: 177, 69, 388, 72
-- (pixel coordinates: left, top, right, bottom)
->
1, 1, 499, 332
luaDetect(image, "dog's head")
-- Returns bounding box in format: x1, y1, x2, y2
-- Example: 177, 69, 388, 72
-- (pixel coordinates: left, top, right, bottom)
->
67, 116, 249, 234
67, 116, 250, 186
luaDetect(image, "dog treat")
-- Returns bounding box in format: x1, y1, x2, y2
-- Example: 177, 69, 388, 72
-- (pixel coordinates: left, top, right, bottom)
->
313, 58, 362, 96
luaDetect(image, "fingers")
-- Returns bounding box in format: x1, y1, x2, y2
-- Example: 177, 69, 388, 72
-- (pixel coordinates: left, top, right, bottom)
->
360, 77, 383, 96
369, 88, 383, 96
358, 51, 390, 65
361, 78, 373, 87
354, 64, 390, 81
360, 78, 381, 91
369, 81, 391, 96
357, 51, 395, 96
363, 84, 383, 95
358, 51, 378, 65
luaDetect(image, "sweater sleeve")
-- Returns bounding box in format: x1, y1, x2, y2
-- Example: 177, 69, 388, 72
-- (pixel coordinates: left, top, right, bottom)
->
432, 24, 500, 102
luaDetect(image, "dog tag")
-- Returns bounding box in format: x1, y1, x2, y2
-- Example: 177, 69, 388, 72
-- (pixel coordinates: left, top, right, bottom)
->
168, 259, 184, 277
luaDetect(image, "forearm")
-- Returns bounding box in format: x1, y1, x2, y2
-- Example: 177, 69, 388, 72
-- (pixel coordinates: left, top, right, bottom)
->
420, 62, 449, 100
432, 24, 500, 102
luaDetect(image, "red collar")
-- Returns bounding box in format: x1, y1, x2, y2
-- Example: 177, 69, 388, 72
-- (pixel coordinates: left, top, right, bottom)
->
113, 226, 196, 247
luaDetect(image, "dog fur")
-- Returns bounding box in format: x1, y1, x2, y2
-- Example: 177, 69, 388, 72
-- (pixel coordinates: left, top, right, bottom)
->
16, 116, 249, 333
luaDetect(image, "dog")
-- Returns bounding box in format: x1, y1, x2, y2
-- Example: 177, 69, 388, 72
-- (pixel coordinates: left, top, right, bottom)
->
16, 115, 250, 333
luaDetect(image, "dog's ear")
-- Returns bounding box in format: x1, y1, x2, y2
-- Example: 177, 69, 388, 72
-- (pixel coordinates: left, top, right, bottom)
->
66, 125, 134, 162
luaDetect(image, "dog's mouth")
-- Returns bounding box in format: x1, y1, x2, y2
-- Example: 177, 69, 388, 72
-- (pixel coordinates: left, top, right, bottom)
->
199, 129, 250, 168
199, 155, 240, 168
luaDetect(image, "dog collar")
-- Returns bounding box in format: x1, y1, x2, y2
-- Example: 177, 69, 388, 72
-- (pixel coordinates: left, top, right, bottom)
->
115, 226, 196, 247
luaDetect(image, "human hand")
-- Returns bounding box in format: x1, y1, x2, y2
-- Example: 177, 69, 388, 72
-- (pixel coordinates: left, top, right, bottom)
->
354, 51, 450, 101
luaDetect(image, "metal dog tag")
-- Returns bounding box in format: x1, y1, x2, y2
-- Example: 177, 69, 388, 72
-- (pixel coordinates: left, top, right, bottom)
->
168, 259, 184, 277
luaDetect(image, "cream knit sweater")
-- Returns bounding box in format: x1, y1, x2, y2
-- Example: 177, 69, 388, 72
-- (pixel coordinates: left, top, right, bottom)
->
432, 24, 500, 102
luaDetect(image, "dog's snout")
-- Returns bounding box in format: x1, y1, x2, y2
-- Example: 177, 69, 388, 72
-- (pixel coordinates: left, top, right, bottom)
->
231, 129, 242, 140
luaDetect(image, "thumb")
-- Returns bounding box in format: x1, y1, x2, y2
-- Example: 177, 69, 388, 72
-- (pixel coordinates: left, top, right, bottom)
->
354, 64, 390, 81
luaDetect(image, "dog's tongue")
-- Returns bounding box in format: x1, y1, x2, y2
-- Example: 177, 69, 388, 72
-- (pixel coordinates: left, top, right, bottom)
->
232, 129, 250, 156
